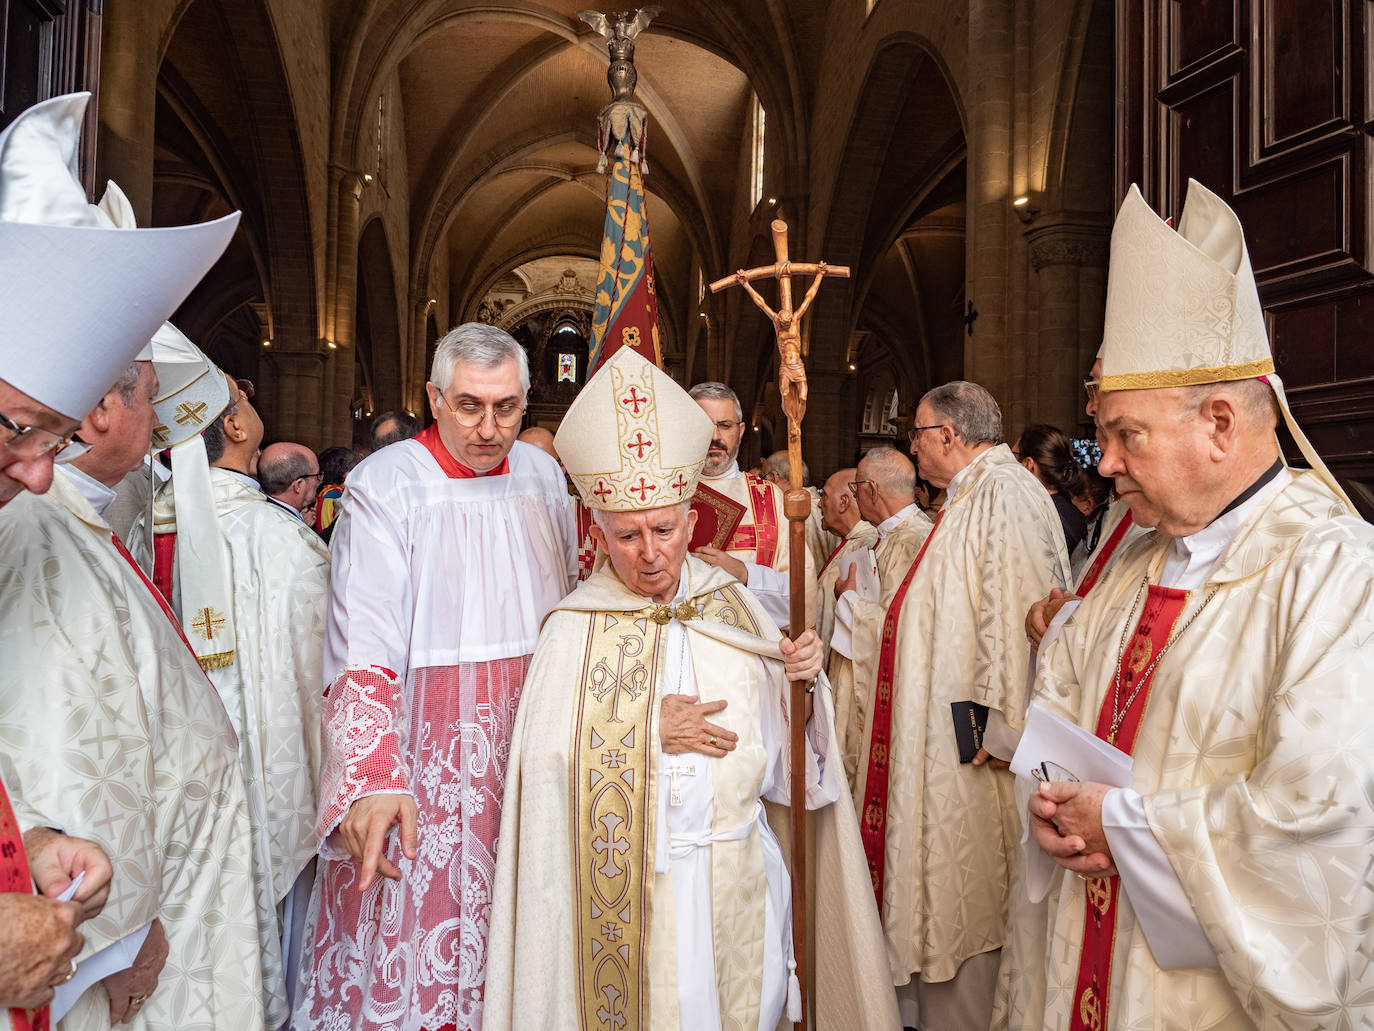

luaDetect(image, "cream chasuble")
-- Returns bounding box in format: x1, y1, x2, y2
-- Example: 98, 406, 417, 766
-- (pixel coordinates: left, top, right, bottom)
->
816, 519, 877, 666
850, 446, 1069, 987
135, 469, 329, 1019
293, 436, 577, 1031
0, 470, 265, 1031
1005, 470, 1374, 1030
698, 464, 817, 631
829, 505, 932, 792
484, 556, 899, 1031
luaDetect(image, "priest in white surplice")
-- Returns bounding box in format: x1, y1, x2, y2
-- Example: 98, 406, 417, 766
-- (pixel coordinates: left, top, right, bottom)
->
486, 347, 899, 1031
830, 383, 1070, 1031
688, 382, 817, 632
1006, 181, 1374, 1030
133, 328, 329, 1021
292, 324, 578, 1031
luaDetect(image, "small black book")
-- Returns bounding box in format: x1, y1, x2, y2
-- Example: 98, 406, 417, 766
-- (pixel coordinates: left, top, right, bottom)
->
950, 700, 990, 764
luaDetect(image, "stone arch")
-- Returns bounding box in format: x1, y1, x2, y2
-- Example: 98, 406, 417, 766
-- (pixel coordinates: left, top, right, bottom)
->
153, 0, 320, 442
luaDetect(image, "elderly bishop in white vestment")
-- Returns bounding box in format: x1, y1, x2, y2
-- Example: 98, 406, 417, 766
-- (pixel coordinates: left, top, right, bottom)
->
485, 348, 898, 1031
1006, 180, 1374, 1030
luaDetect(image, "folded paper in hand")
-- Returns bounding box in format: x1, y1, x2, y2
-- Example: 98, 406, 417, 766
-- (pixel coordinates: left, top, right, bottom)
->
836, 547, 879, 601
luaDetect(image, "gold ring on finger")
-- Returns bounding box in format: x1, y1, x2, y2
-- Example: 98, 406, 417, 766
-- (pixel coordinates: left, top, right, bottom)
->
708, 735, 717, 747
61, 958, 76, 984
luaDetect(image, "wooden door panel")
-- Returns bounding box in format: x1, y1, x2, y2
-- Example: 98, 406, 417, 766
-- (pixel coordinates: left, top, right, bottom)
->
1120, 0, 1374, 517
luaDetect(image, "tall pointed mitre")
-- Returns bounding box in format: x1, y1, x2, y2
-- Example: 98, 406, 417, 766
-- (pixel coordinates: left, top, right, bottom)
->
556, 345, 713, 511
1101, 179, 1353, 510
148, 322, 231, 450
0, 92, 239, 420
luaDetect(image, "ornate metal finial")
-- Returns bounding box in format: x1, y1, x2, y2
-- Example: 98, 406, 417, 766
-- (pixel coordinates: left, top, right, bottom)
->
578, 7, 661, 103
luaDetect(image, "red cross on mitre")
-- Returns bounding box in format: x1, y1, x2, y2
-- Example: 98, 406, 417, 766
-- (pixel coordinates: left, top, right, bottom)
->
592, 480, 614, 502
625, 431, 655, 459
621, 387, 649, 415
629, 476, 658, 503
669, 472, 689, 496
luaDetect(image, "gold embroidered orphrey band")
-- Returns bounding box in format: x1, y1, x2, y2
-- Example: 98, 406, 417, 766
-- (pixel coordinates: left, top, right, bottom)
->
1099, 357, 1274, 391
571, 584, 764, 1031
573, 610, 662, 1031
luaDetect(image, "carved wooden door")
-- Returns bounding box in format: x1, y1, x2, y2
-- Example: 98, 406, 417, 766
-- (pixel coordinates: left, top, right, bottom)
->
0, 0, 100, 184
1117, 0, 1374, 516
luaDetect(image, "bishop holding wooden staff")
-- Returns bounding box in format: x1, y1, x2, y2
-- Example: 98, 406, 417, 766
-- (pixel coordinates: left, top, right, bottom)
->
484, 347, 896, 1031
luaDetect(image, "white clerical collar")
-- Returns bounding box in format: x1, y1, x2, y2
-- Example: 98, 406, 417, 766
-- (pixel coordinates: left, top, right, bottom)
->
702, 459, 741, 481
877, 503, 918, 536
266, 495, 305, 520
146, 453, 171, 484
1159, 466, 1291, 590
63, 465, 116, 518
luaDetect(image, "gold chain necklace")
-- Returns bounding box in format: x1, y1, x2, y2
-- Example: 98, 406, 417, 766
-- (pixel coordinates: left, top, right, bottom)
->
1108, 574, 1219, 744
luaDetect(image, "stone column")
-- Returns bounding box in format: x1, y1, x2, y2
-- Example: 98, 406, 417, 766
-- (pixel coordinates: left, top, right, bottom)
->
965, 0, 1017, 409
322, 171, 365, 443
1027, 217, 1108, 432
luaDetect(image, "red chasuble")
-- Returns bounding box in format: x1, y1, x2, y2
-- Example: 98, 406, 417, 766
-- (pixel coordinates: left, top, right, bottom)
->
858, 509, 946, 905
1, 778, 49, 1031
1069, 584, 1189, 1031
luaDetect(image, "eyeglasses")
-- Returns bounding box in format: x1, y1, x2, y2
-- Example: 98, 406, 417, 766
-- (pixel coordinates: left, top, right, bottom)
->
711, 419, 744, 433
906, 423, 945, 443
0, 410, 89, 463
437, 392, 526, 428
1082, 377, 1100, 403
847, 479, 873, 494
300, 470, 326, 485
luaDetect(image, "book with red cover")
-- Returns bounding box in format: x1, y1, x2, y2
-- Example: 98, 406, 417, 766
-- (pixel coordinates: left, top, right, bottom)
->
689, 481, 747, 551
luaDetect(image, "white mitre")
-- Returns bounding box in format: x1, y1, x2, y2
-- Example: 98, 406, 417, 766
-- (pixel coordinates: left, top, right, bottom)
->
1101, 179, 1352, 511
0, 92, 239, 420
148, 322, 231, 450
556, 346, 713, 511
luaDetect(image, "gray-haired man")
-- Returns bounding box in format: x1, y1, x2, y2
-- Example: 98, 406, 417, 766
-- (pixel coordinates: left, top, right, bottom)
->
291, 322, 579, 1031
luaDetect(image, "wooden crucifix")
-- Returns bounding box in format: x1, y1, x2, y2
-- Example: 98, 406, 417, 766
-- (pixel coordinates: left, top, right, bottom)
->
709, 218, 848, 1029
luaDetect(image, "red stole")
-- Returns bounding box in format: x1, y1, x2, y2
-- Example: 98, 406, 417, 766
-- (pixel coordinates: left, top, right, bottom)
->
0, 778, 49, 1031
1075, 510, 1135, 597
819, 538, 847, 575
1069, 584, 1189, 1031
415, 424, 510, 479
724, 474, 780, 567
858, 509, 946, 907
111, 533, 198, 659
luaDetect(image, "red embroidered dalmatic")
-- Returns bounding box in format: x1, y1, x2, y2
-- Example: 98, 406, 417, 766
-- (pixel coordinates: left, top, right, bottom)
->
0, 777, 48, 1031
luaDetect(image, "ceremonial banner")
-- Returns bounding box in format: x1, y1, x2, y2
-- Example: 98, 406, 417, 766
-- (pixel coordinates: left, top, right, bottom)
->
587, 107, 663, 373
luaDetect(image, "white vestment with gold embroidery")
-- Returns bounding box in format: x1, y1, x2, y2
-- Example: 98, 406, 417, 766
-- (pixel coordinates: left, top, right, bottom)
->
1005, 470, 1374, 1030
485, 556, 900, 1031
0, 471, 265, 1031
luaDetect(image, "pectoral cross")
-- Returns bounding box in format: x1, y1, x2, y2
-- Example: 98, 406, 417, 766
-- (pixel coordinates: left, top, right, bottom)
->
665, 756, 697, 806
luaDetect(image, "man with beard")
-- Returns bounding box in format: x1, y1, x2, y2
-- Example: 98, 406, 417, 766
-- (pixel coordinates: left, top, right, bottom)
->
688, 382, 815, 632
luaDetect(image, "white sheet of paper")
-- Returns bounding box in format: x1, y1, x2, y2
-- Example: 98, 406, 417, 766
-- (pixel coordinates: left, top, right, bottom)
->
54, 870, 85, 902
1011, 702, 1134, 902
51, 919, 151, 1023
836, 548, 879, 601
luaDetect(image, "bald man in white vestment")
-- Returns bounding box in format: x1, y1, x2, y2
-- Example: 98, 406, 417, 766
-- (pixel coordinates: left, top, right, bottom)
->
485, 347, 898, 1031
1005, 181, 1374, 1031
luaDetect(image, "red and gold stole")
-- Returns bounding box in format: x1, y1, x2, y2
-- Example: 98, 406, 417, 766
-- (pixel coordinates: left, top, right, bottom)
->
111, 533, 197, 658
858, 509, 946, 907
1, 778, 49, 1031
1069, 584, 1188, 1031
724, 475, 780, 568
1075, 511, 1135, 597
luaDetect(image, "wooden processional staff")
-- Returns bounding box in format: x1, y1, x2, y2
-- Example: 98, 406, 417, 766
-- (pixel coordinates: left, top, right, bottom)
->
710, 220, 848, 1028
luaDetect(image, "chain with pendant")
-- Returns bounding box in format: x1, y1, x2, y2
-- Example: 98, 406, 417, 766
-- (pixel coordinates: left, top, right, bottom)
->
1108, 574, 1219, 744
